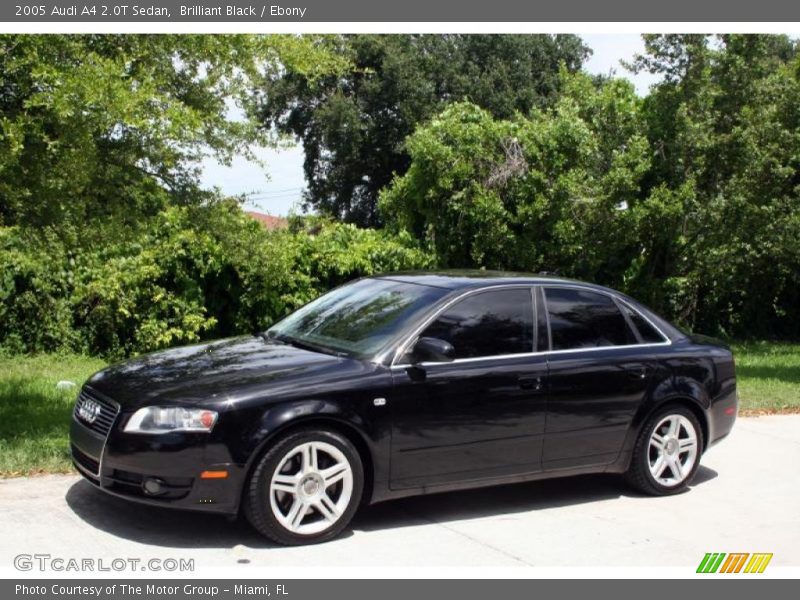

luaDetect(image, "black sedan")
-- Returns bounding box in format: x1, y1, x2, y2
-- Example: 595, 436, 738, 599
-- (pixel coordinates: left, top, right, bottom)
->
70, 271, 737, 545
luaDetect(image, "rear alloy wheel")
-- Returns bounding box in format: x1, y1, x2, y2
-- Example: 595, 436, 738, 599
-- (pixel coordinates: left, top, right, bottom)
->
647, 414, 699, 486
244, 429, 363, 545
626, 406, 703, 495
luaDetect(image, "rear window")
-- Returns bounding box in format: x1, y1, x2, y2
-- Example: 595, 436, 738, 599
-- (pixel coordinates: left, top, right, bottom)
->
544, 287, 636, 350
622, 304, 668, 344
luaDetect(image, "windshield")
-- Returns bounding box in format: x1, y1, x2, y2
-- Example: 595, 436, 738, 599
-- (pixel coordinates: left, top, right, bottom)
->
266, 278, 449, 359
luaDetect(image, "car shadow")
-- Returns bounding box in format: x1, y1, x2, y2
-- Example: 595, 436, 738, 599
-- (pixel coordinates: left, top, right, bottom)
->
64, 481, 269, 549
355, 466, 718, 532
65, 466, 718, 549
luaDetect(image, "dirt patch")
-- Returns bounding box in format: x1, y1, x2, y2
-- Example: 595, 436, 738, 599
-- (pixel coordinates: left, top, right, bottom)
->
738, 407, 800, 417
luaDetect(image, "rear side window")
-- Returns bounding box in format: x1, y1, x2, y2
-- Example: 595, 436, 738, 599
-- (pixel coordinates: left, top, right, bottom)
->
544, 287, 635, 350
622, 304, 667, 344
422, 289, 533, 359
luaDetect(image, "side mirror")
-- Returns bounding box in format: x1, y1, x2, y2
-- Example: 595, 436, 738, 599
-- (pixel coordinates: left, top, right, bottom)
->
411, 337, 455, 363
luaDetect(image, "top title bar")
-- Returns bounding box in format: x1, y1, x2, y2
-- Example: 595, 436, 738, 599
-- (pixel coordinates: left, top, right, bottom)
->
4, 0, 800, 22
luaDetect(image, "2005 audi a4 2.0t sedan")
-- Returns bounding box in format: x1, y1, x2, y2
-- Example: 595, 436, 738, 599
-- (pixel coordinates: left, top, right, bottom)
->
70, 271, 737, 545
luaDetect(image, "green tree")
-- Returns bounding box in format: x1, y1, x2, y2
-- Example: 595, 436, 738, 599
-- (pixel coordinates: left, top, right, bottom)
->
257, 34, 590, 226
0, 34, 435, 358
379, 71, 649, 280
628, 34, 800, 336
0, 34, 346, 230
382, 35, 800, 339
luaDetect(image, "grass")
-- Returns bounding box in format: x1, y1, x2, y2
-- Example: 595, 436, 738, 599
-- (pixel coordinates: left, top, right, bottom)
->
0, 354, 106, 477
732, 342, 800, 415
0, 342, 797, 477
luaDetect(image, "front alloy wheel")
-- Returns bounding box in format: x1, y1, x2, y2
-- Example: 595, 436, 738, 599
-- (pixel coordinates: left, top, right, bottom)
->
269, 441, 354, 535
626, 405, 703, 496
244, 429, 363, 545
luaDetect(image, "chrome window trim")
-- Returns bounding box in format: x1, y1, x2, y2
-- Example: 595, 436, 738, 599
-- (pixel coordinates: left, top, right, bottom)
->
392, 351, 544, 369
385, 282, 671, 368
389, 340, 674, 370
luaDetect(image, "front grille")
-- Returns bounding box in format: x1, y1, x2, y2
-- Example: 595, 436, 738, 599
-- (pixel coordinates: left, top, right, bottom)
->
71, 444, 100, 476
73, 388, 120, 437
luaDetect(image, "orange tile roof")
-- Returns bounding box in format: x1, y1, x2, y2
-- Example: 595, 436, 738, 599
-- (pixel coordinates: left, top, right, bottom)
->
246, 211, 288, 230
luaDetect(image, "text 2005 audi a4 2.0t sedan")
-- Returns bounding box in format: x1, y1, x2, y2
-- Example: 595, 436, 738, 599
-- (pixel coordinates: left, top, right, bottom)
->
70, 271, 737, 545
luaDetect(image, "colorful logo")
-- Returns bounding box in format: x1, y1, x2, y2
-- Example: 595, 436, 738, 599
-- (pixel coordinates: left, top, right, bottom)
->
697, 553, 773, 573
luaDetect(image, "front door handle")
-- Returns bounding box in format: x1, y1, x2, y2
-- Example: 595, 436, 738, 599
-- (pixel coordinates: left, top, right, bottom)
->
518, 375, 544, 391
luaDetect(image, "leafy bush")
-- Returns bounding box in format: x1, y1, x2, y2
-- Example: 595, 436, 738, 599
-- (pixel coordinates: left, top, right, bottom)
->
0, 204, 432, 359
0, 229, 78, 354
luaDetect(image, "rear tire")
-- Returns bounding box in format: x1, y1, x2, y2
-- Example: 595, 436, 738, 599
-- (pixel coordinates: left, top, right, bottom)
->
244, 428, 364, 545
625, 405, 703, 496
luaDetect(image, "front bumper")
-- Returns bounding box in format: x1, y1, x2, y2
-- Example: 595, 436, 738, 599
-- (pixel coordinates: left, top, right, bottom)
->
70, 403, 245, 515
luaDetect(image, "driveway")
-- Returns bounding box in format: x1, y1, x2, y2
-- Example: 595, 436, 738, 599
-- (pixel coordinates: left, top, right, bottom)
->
1, 415, 798, 569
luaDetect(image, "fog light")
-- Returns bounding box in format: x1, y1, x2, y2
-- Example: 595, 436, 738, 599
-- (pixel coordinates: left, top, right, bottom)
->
143, 477, 166, 495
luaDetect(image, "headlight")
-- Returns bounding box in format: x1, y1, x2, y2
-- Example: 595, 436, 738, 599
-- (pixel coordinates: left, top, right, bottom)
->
124, 407, 218, 434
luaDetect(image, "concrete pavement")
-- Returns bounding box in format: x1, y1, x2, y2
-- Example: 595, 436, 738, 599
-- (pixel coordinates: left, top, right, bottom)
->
1, 415, 798, 568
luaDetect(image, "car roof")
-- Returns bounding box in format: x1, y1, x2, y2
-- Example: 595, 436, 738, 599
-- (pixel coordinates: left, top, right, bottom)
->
372, 270, 687, 342
374, 270, 607, 292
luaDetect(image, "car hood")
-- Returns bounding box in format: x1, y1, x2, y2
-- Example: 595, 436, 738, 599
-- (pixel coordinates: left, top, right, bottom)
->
85, 335, 358, 410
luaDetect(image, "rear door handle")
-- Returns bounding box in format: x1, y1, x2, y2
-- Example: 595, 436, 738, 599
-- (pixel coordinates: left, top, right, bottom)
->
626, 366, 649, 380
518, 375, 544, 391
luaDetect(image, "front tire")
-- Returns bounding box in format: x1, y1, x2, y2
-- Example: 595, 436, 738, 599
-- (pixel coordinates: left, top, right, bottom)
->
625, 405, 703, 496
244, 428, 364, 545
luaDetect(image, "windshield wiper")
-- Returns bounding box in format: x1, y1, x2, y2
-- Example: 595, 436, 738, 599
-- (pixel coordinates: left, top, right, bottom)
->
261, 331, 349, 358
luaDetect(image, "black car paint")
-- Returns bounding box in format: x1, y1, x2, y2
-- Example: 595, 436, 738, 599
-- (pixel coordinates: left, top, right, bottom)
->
70, 272, 738, 514
390, 352, 549, 488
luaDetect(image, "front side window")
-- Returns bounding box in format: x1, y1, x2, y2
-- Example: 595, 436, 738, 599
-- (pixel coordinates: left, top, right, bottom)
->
421, 289, 534, 359
544, 287, 635, 350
